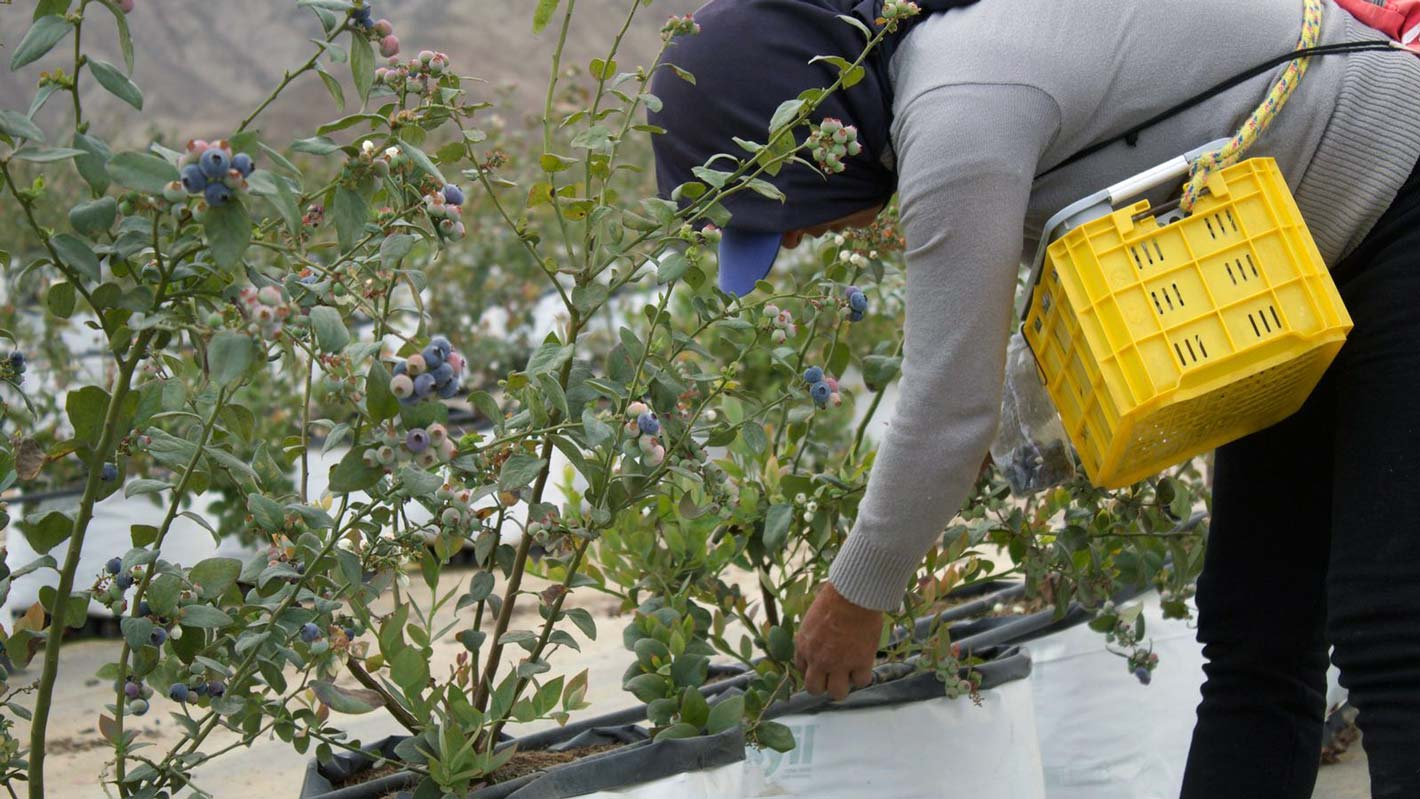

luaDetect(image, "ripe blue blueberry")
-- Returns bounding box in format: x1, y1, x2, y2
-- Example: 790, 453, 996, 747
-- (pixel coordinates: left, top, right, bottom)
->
392, 361, 407, 377
193, 682, 209, 696
101, 462, 119, 482
1133, 666, 1152, 685
441, 184, 464, 206
299, 622, 321, 643
803, 366, 824, 385
207, 679, 226, 697
116, 572, 134, 590
106, 557, 123, 575
436, 378, 460, 399
430, 335, 452, 358
231, 152, 254, 178
169, 683, 190, 702
180, 164, 207, 194
199, 148, 230, 179
406, 428, 430, 452
413, 373, 436, 398
431, 362, 454, 387
136, 600, 151, 617
124, 680, 141, 699
809, 380, 831, 406
345, 626, 358, 640
847, 288, 868, 313
150, 627, 167, 646
420, 345, 444, 370
8, 351, 23, 370
637, 411, 660, 436
849, 309, 864, 322
204, 182, 231, 206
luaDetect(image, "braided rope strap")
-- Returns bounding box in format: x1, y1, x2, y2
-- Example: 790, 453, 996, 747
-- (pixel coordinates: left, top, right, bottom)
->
1180, 0, 1325, 212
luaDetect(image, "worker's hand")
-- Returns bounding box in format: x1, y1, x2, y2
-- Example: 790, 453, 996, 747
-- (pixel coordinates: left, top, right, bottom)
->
794, 581, 883, 701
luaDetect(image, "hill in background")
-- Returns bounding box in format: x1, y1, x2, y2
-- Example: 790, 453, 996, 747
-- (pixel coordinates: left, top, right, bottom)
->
0, 0, 697, 143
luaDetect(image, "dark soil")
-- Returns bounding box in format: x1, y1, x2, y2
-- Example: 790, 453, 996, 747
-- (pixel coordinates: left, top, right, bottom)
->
334, 743, 622, 795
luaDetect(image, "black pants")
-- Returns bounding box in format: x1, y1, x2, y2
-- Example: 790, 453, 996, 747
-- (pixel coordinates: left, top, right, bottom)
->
1180, 162, 1420, 799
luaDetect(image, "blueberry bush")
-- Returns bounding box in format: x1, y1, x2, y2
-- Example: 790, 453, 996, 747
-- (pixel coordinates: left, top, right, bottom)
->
0, 0, 1207, 796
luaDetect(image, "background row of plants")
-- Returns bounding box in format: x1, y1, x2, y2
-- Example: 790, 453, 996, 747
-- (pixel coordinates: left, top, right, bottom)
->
0, 1, 1208, 797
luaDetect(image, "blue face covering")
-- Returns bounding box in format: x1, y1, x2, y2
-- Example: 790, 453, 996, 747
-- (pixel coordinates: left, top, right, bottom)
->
648, 0, 979, 295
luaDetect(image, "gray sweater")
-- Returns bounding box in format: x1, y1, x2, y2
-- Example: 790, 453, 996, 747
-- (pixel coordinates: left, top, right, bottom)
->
827, 0, 1420, 611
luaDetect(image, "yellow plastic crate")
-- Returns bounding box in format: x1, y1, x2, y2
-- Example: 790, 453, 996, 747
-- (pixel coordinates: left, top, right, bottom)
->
1021, 150, 1351, 488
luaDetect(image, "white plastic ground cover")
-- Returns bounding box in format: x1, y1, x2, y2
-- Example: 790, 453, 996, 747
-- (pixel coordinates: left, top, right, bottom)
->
574, 677, 1046, 799
1026, 590, 1346, 798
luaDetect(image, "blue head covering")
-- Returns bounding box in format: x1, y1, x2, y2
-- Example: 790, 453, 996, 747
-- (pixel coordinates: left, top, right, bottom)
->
648, 0, 979, 295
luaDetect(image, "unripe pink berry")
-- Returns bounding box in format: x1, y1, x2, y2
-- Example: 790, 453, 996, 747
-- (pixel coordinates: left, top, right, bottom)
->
373, 18, 393, 36
406, 354, 426, 375
627, 401, 648, 417
257, 286, 283, 306
427, 423, 448, 446
648, 444, 665, 466
119, 0, 135, 12
419, 50, 434, 65
379, 35, 401, 58
390, 375, 414, 398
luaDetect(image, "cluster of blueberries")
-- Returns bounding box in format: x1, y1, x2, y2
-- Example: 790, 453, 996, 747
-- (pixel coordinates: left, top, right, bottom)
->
169, 140, 255, 208
120, 674, 226, 716
4, 351, 25, 385
350, 4, 401, 58
844, 285, 868, 322
623, 401, 666, 466
808, 118, 863, 175
802, 366, 842, 409
360, 421, 457, 471
388, 336, 465, 402
762, 304, 798, 345
425, 184, 467, 242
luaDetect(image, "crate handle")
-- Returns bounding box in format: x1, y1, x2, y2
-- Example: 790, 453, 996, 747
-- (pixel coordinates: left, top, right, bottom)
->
1019, 138, 1230, 321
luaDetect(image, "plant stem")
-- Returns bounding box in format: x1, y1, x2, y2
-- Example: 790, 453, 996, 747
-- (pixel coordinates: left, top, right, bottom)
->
70, 1, 89, 133
851, 339, 902, 458
301, 354, 313, 503
27, 329, 155, 799
346, 657, 421, 734
237, 30, 337, 134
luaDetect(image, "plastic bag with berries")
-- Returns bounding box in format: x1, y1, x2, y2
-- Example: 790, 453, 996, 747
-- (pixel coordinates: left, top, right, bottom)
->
990, 330, 1075, 495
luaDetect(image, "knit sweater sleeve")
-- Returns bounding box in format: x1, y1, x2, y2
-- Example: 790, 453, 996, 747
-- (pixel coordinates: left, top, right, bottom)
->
827, 83, 1061, 611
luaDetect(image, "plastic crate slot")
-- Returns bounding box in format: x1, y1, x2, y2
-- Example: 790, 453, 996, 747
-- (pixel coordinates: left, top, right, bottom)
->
1131, 246, 1145, 271
1172, 283, 1185, 306
1246, 253, 1259, 277
1195, 334, 1209, 358
1033, 317, 1043, 334
1225, 208, 1239, 233
1205, 217, 1216, 240
1226, 262, 1237, 285
1270, 305, 1282, 329
1249, 313, 1261, 337
1154, 241, 1165, 262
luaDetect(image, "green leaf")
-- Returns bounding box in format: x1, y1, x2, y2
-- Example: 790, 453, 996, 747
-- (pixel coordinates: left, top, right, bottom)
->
532, 0, 561, 32
366, 361, 399, 422
12, 146, 84, 162
51, 233, 100, 283
316, 63, 346, 112
756, 720, 797, 752
68, 196, 117, 238
308, 306, 351, 353
123, 478, 169, 498
21, 510, 73, 554
498, 453, 546, 491
204, 198, 252, 269
655, 723, 700, 742
311, 680, 384, 714
397, 466, 443, 498
379, 233, 415, 269
98, 0, 135, 72
292, 136, 343, 155
681, 687, 710, 728
768, 99, 806, 135
146, 574, 180, 617
105, 151, 177, 194
657, 252, 690, 284
762, 503, 793, 551
189, 557, 242, 598
10, 15, 72, 71
87, 58, 143, 110
862, 354, 902, 391
581, 408, 612, 447
207, 332, 253, 387
247, 494, 286, 529
120, 617, 155, 651
130, 523, 158, 547
329, 446, 382, 492
625, 673, 667, 703
706, 694, 744, 734
66, 385, 110, 446
350, 34, 375, 104
525, 339, 573, 376
0, 110, 45, 143
45, 281, 76, 319
72, 132, 112, 195
397, 139, 444, 184
390, 647, 430, 694
332, 186, 367, 252
179, 605, 233, 628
